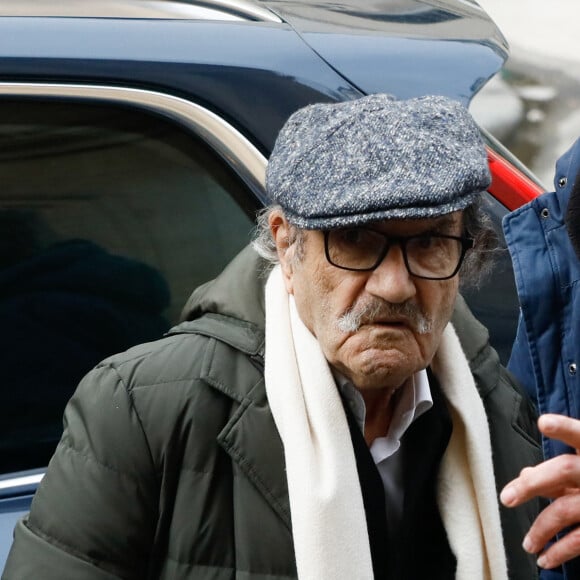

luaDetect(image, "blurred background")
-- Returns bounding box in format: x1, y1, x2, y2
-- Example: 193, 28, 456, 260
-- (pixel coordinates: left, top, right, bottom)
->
472, 0, 580, 189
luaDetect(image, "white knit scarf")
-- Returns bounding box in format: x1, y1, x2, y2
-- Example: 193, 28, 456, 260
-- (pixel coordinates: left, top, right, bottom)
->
264, 266, 508, 580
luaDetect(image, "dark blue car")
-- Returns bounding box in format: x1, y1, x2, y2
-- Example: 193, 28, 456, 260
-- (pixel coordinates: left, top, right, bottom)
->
0, 0, 543, 569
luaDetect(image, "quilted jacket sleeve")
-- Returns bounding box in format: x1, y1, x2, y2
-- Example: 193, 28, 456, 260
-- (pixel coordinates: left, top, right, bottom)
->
2, 362, 159, 580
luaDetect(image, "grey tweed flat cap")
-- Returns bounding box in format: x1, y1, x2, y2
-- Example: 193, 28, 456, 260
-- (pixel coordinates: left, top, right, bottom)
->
266, 94, 491, 229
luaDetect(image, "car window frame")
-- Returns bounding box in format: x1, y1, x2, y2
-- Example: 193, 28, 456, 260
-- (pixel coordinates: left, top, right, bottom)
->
0, 82, 268, 201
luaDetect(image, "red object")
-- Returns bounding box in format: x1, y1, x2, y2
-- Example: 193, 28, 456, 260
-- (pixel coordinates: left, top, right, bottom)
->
487, 148, 544, 210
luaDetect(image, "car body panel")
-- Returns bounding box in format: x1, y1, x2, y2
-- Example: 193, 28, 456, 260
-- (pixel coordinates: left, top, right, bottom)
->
259, 0, 508, 103
0, 471, 43, 567
0, 507, 27, 568
0, 18, 363, 152
0, 0, 508, 150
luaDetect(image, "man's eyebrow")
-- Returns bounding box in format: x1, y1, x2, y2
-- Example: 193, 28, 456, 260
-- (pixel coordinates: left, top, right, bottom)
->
426, 215, 461, 232
366, 213, 462, 235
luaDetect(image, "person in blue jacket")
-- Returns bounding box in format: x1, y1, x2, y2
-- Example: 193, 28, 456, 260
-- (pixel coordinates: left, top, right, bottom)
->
500, 138, 580, 579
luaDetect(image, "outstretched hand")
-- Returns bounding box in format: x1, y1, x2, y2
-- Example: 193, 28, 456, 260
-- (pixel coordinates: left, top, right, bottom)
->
500, 414, 580, 570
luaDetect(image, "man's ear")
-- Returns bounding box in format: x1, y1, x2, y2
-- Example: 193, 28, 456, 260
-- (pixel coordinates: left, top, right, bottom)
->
269, 211, 295, 294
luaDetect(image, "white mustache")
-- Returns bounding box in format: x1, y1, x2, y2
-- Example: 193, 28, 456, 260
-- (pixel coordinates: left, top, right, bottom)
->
337, 299, 433, 335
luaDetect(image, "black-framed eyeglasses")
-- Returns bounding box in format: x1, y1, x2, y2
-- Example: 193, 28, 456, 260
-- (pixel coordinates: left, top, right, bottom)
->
323, 228, 474, 280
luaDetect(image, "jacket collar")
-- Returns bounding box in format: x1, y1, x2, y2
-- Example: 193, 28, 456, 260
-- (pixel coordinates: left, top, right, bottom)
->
217, 373, 292, 530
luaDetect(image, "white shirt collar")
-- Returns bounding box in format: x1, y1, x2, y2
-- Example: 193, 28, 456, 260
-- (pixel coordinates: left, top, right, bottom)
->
336, 369, 433, 463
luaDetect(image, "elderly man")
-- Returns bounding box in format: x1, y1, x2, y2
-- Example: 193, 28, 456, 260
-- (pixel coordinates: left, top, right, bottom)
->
4, 95, 540, 580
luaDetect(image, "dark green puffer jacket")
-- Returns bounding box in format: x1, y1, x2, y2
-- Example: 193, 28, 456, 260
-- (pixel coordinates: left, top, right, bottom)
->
3, 246, 542, 580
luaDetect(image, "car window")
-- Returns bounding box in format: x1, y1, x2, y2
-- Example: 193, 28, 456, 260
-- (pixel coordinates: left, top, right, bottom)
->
0, 100, 256, 473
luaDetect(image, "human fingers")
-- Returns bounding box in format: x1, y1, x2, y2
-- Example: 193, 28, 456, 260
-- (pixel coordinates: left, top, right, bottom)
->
539, 414, 580, 450
536, 527, 580, 570
521, 493, 580, 564
500, 454, 580, 507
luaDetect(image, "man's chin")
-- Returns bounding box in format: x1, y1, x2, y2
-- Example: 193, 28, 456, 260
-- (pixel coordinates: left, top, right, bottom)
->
342, 348, 422, 390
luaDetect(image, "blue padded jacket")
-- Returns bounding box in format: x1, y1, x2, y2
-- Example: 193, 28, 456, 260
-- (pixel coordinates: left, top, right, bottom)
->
503, 137, 580, 580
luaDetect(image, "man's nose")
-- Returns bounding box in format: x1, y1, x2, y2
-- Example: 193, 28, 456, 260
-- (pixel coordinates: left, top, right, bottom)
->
364, 244, 417, 303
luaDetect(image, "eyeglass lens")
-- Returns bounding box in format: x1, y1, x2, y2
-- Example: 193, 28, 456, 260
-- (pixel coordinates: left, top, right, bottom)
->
326, 228, 465, 279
